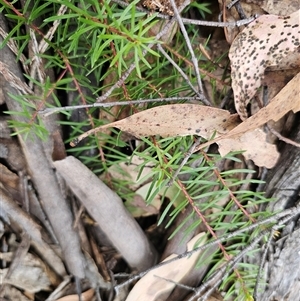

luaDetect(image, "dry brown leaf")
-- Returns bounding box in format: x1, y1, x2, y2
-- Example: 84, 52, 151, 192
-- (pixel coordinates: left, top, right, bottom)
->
204, 72, 300, 141
55, 289, 94, 301
195, 72, 300, 167
0, 252, 51, 293
229, 10, 300, 120
125, 233, 207, 301
71, 104, 240, 145
114, 105, 237, 138
218, 128, 280, 168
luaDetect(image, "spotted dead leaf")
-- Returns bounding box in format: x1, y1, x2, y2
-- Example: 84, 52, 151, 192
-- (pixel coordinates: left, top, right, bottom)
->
71, 104, 240, 146
229, 10, 300, 120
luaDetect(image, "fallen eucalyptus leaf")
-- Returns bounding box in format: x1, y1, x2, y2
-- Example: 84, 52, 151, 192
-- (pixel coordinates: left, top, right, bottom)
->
125, 233, 207, 301
218, 128, 280, 168
196, 73, 300, 146
195, 72, 300, 167
229, 10, 300, 120
71, 104, 240, 145
72, 71, 299, 169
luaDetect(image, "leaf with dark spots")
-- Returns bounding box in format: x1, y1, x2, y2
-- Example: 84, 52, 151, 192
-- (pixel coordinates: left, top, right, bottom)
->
229, 10, 300, 120
71, 104, 240, 145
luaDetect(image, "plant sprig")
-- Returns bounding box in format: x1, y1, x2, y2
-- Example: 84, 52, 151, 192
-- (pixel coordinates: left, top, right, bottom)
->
1, 0, 279, 299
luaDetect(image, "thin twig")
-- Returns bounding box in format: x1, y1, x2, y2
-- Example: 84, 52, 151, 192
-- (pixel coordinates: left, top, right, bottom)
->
198, 233, 265, 301
169, 0, 209, 105
113, 0, 256, 27
267, 125, 300, 148
193, 208, 300, 301
96, 14, 177, 103
58, 1, 254, 108
39, 96, 201, 116
188, 232, 263, 301
228, 0, 247, 19
114, 202, 300, 291
167, 137, 203, 186
181, 16, 256, 27
154, 274, 197, 292
96, 0, 197, 104
157, 44, 204, 99
226, 0, 241, 10
194, 207, 300, 301
45, 276, 72, 301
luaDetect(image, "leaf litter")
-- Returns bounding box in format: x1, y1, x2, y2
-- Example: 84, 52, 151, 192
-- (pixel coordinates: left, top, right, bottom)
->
72, 10, 300, 169
71, 104, 240, 143
72, 72, 299, 168
2, 2, 300, 301
195, 71, 300, 166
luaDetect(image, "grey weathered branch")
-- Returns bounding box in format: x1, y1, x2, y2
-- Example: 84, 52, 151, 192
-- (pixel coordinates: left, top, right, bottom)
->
0, 187, 66, 276
0, 14, 86, 279
255, 120, 300, 301
54, 156, 158, 271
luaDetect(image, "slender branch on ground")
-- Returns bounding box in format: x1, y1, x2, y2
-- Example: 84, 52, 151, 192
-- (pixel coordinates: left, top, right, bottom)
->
112, 0, 256, 26
39, 97, 201, 117
114, 202, 300, 290
169, 0, 208, 104
267, 125, 300, 148
157, 44, 203, 99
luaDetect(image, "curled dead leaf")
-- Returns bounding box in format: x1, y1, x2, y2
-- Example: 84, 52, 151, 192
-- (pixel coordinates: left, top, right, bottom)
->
125, 233, 207, 301
195, 72, 300, 168
218, 128, 280, 168
229, 10, 300, 120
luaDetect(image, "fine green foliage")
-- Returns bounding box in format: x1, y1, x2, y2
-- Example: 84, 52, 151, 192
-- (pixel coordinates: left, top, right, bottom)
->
1, 0, 275, 300
133, 137, 273, 300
